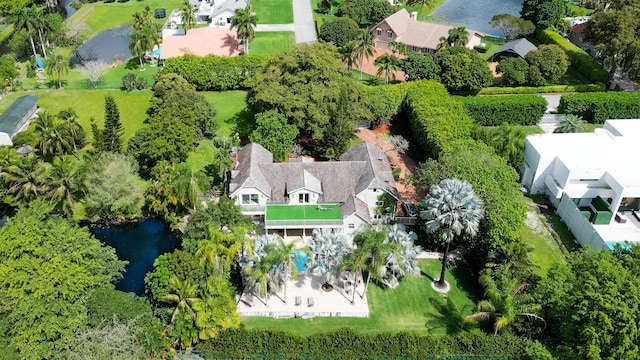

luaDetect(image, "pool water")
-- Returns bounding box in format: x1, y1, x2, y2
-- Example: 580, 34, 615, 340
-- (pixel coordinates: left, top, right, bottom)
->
293, 250, 309, 272
91, 218, 180, 295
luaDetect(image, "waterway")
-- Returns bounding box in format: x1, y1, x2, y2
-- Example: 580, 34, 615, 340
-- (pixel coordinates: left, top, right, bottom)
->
430, 0, 523, 37
70, 25, 134, 64
91, 218, 180, 296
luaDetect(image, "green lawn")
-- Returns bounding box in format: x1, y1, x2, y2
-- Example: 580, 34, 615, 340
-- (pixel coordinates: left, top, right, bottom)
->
478, 36, 507, 61
201, 90, 250, 136
520, 197, 566, 276
0, 89, 152, 142
581, 123, 603, 133
253, 0, 293, 24
243, 259, 480, 335
251, 32, 295, 55
266, 204, 342, 221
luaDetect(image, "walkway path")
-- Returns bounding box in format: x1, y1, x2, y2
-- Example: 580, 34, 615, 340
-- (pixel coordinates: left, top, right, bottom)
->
253, 0, 317, 43
255, 24, 294, 32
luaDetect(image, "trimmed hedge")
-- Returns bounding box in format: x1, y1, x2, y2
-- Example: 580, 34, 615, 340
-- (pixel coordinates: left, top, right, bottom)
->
364, 82, 412, 127
535, 29, 609, 84
558, 92, 640, 123
197, 328, 552, 359
404, 81, 474, 158
458, 95, 547, 126
478, 83, 605, 95
160, 54, 270, 91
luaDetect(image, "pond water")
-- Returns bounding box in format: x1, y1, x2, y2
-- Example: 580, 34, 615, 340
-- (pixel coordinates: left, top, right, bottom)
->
91, 218, 180, 296
70, 25, 133, 64
59, 0, 77, 19
430, 0, 523, 37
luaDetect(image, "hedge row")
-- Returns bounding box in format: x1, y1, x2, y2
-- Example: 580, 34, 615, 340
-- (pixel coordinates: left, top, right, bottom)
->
404, 81, 474, 157
558, 92, 640, 123
458, 95, 547, 126
478, 83, 605, 95
363, 82, 413, 127
198, 328, 552, 360
160, 54, 270, 91
535, 29, 609, 84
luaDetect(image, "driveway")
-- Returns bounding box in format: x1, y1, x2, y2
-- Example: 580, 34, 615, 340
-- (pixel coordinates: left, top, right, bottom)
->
292, 0, 317, 43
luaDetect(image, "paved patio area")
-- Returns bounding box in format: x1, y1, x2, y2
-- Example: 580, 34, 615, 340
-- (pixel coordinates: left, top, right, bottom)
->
237, 273, 369, 318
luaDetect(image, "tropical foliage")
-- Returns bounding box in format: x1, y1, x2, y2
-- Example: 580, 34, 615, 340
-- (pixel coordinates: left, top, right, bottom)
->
554, 114, 585, 133
308, 228, 351, 287
231, 5, 258, 54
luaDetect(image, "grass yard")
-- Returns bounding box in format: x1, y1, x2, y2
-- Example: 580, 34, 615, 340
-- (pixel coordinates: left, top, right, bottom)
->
0, 89, 152, 142
69, 0, 183, 38
253, 0, 293, 24
478, 36, 507, 61
243, 259, 480, 336
266, 204, 342, 221
581, 123, 603, 133
201, 90, 250, 136
251, 32, 295, 55
521, 197, 567, 276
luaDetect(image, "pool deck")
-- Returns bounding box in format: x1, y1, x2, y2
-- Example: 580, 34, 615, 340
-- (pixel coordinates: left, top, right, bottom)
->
237, 273, 369, 318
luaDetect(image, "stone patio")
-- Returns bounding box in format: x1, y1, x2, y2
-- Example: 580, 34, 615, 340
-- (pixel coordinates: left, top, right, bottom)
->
237, 273, 369, 318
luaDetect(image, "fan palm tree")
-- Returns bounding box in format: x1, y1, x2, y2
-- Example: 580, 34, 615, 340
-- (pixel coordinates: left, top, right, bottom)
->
180, 0, 197, 31
44, 52, 69, 88
554, 114, 586, 133
350, 29, 375, 80
464, 273, 544, 334
231, 5, 258, 54
160, 276, 201, 323
308, 228, 351, 289
10, 6, 38, 58
46, 157, 86, 216
374, 53, 401, 84
0, 154, 49, 205
380, 224, 422, 289
420, 178, 484, 289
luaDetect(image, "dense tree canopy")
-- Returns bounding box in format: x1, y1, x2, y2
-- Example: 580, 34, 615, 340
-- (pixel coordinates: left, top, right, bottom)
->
525, 44, 568, 86
319, 17, 360, 47
337, 0, 394, 25
496, 58, 529, 86
400, 52, 441, 81
489, 14, 535, 40
249, 42, 370, 139
249, 110, 299, 162
520, 0, 566, 29
433, 46, 493, 93
0, 202, 126, 358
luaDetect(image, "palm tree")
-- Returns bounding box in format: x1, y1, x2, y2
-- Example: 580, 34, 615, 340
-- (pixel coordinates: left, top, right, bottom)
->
129, 26, 158, 70
339, 44, 357, 70
350, 29, 375, 80
195, 226, 238, 274
57, 108, 84, 153
32, 6, 48, 58
230, 5, 258, 54
46, 157, 86, 216
437, 26, 469, 50
380, 224, 422, 289
464, 273, 544, 334
374, 54, 401, 84
389, 40, 408, 55
490, 122, 526, 169
308, 228, 351, 289
160, 276, 201, 323
239, 233, 282, 305
193, 276, 240, 340
0, 154, 49, 205
262, 238, 299, 304
180, 0, 197, 31
34, 111, 74, 158
10, 6, 38, 58
420, 178, 484, 289
554, 114, 586, 133
44, 52, 69, 88
132, 6, 154, 31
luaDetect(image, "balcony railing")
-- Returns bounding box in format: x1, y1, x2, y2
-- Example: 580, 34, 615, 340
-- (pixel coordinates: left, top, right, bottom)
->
395, 216, 417, 225
265, 219, 344, 228
240, 205, 266, 213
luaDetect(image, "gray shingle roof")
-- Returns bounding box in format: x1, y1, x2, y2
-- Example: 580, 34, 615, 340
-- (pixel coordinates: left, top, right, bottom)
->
228, 143, 273, 196
493, 38, 537, 59
341, 142, 399, 200
341, 195, 371, 223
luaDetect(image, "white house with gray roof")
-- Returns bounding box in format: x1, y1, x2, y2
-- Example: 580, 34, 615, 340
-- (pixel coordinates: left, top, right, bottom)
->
228, 142, 400, 241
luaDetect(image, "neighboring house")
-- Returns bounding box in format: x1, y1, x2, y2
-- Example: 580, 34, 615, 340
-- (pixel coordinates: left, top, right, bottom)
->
159, 26, 241, 61
371, 9, 483, 54
0, 95, 38, 146
195, 0, 248, 26
568, 19, 598, 57
521, 119, 640, 250
228, 142, 400, 242
491, 38, 537, 61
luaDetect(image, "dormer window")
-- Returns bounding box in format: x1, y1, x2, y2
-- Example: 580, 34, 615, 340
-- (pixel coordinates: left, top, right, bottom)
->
376, 28, 382, 37
387, 30, 393, 39
299, 193, 309, 203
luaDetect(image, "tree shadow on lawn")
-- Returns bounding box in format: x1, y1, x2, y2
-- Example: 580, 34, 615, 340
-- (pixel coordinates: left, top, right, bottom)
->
449, 261, 483, 303
230, 106, 256, 141
425, 296, 474, 335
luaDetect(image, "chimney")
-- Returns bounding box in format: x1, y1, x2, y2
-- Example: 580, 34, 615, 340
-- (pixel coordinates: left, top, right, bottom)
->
410, 11, 418, 21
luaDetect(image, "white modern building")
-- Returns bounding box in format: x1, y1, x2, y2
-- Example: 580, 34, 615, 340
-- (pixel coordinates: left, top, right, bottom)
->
522, 119, 640, 249
228, 142, 400, 243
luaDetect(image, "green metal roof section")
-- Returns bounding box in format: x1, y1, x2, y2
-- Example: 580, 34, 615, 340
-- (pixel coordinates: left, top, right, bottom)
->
0, 95, 38, 135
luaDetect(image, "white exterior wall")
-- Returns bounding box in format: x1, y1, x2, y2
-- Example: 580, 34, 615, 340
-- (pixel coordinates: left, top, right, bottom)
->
342, 214, 366, 247
213, 10, 235, 26
232, 187, 268, 206
355, 188, 385, 222
287, 190, 320, 205
0, 132, 12, 146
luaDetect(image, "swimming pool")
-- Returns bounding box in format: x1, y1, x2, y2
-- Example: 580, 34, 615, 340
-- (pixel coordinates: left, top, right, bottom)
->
293, 249, 310, 272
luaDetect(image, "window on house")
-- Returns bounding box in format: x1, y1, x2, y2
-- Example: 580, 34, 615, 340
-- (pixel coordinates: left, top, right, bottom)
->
412, 46, 417, 52
348, 224, 355, 229
242, 194, 259, 205
373, 214, 381, 219
375, 201, 384, 206
387, 31, 393, 39
376, 28, 382, 36
299, 193, 309, 203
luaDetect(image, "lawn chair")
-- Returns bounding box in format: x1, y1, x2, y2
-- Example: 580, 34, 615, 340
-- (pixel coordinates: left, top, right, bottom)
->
295, 296, 302, 306
307, 297, 314, 307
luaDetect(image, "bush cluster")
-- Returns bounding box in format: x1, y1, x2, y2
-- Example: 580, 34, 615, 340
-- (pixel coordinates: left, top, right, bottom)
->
160, 54, 270, 91
558, 92, 640, 123
458, 95, 547, 126
535, 29, 609, 84
404, 81, 474, 157
198, 328, 551, 359
363, 83, 409, 127
121, 73, 147, 91
478, 83, 605, 94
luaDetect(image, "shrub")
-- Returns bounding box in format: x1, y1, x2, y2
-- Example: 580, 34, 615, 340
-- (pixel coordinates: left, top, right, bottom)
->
478, 83, 605, 94
458, 95, 547, 126
392, 167, 401, 180
363, 82, 409, 127
558, 92, 640, 123
121, 73, 146, 91
319, 17, 359, 47
496, 58, 528, 86
535, 29, 608, 84
160, 54, 270, 91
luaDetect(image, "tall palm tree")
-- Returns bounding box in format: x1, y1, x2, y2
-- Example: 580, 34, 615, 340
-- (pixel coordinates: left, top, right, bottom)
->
262, 238, 299, 304
437, 26, 469, 50
46, 157, 86, 216
57, 108, 84, 153
230, 5, 258, 54
339, 44, 357, 70
389, 40, 408, 55
33, 6, 48, 58
308, 228, 351, 289
554, 114, 586, 133
373, 54, 401, 84
464, 273, 544, 334
10, 6, 38, 58
350, 29, 375, 80
44, 52, 69, 88
420, 178, 484, 289
132, 6, 154, 31
351, 227, 397, 296
129, 26, 158, 70
0, 154, 49, 205
239, 233, 282, 306
195, 226, 238, 274
180, 0, 197, 31
161, 276, 201, 323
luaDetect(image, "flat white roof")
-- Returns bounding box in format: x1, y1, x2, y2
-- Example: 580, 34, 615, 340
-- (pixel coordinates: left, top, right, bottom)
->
526, 119, 640, 188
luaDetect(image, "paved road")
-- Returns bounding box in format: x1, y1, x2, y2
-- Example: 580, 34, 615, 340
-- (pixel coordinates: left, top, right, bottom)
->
292, 0, 317, 43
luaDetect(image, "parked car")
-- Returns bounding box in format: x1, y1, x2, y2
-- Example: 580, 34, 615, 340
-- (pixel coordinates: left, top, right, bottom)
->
403, 201, 418, 217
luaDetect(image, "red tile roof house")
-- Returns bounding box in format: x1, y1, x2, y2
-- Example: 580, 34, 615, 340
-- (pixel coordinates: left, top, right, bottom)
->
371, 8, 484, 54
159, 26, 241, 62
568, 21, 598, 57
